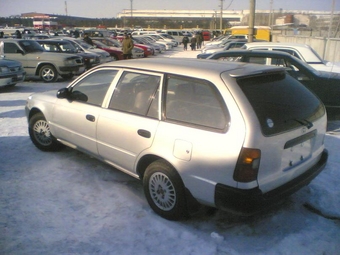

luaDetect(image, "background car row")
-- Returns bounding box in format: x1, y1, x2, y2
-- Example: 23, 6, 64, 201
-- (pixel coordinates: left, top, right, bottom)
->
205, 49, 340, 119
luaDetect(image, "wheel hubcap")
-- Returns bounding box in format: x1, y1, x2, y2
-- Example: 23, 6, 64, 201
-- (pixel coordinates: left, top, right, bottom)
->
149, 172, 176, 211
42, 68, 55, 81
33, 120, 52, 146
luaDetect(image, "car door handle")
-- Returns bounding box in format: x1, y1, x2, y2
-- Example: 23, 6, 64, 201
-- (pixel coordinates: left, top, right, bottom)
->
86, 114, 95, 122
137, 129, 151, 138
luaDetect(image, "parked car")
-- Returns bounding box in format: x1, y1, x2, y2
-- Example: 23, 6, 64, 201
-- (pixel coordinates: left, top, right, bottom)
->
92, 40, 123, 60
242, 42, 340, 73
133, 36, 164, 54
37, 39, 100, 71
56, 37, 113, 64
112, 35, 154, 57
197, 39, 250, 59
162, 30, 188, 44
2, 39, 83, 82
206, 49, 340, 116
0, 55, 26, 87
156, 33, 179, 47
25, 58, 328, 220
92, 37, 145, 59
146, 35, 174, 50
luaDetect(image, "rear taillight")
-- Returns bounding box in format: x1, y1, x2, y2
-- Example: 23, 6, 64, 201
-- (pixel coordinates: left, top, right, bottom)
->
233, 148, 261, 183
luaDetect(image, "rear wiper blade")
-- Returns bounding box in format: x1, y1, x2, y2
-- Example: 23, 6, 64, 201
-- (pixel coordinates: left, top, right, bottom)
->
294, 119, 313, 129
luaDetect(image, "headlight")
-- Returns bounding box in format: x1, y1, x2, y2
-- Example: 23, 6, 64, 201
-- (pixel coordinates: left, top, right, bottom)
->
64, 58, 75, 65
0, 67, 9, 73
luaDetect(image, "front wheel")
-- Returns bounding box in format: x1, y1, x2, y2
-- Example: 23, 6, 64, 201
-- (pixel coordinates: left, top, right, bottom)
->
39, 64, 58, 83
143, 160, 189, 220
28, 113, 64, 151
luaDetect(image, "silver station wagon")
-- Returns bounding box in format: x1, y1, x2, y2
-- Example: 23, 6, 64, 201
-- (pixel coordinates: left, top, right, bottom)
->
25, 58, 328, 220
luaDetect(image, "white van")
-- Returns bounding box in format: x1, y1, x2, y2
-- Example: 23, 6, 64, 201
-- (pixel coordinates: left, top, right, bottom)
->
162, 30, 187, 44
131, 30, 158, 36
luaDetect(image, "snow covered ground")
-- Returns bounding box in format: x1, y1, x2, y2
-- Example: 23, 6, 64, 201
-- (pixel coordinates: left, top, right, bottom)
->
1, 47, 340, 255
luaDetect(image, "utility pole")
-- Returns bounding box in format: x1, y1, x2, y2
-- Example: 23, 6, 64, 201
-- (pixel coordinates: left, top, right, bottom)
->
328, 0, 335, 38
65, 1, 68, 16
130, 0, 133, 18
269, 0, 273, 27
248, 0, 256, 42
220, 0, 224, 34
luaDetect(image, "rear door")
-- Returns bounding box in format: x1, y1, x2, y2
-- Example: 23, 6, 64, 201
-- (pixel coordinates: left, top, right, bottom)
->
96, 71, 161, 174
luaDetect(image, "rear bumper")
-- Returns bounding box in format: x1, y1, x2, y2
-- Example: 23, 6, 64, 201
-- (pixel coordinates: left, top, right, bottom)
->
215, 149, 328, 215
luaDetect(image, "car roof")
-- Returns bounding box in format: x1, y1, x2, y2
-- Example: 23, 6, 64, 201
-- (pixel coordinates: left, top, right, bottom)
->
208, 49, 318, 72
246, 42, 311, 50
244, 42, 313, 49
37, 39, 70, 44
97, 58, 285, 79
210, 49, 295, 58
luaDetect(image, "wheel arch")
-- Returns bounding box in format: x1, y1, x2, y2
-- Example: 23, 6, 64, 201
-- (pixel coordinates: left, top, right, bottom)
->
136, 154, 201, 214
28, 107, 43, 120
35, 62, 59, 76
136, 154, 163, 179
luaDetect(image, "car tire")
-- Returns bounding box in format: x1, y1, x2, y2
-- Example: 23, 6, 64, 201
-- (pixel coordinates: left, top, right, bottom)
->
111, 54, 119, 61
28, 112, 64, 151
143, 159, 189, 220
39, 64, 58, 83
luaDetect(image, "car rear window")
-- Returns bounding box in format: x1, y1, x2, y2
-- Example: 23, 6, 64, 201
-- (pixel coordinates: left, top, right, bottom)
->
237, 72, 325, 136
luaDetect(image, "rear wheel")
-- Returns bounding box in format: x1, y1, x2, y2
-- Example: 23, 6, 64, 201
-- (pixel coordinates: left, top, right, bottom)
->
143, 160, 189, 220
39, 64, 58, 83
28, 113, 64, 151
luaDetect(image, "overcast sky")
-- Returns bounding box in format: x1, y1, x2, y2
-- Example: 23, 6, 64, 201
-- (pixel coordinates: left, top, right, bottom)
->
0, 0, 338, 18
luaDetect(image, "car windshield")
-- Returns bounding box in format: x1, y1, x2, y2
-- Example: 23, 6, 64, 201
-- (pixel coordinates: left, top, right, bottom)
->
93, 40, 107, 48
58, 42, 77, 53
74, 40, 95, 49
18, 40, 44, 53
235, 72, 325, 136
106, 38, 121, 47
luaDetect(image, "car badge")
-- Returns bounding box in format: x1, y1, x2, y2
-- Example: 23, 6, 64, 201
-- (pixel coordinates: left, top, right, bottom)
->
266, 118, 274, 128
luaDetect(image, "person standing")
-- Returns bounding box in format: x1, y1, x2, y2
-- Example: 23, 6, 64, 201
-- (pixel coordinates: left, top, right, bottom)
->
182, 35, 189, 51
122, 33, 134, 59
190, 35, 197, 51
83, 33, 93, 46
196, 32, 203, 49
15, 30, 22, 39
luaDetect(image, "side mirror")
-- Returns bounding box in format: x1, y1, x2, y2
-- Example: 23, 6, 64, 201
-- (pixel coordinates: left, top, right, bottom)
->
57, 87, 70, 98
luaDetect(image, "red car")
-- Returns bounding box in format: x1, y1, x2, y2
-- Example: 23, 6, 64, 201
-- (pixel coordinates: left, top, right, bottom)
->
92, 40, 123, 60
114, 35, 154, 57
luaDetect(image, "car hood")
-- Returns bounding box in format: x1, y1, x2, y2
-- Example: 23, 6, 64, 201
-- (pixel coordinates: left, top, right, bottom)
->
0, 58, 22, 67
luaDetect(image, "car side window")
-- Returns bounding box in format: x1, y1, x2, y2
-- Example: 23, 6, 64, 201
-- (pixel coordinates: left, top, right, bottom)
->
284, 60, 311, 81
3, 42, 19, 53
70, 69, 118, 106
274, 49, 301, 60
165, 75, 228, 130
248, 56, 267, 65
217, 56, 242, 62
109, 72, 160, 117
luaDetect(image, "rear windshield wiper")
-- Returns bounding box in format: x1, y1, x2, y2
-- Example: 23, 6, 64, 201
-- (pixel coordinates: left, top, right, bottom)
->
294, 119, 313, 129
